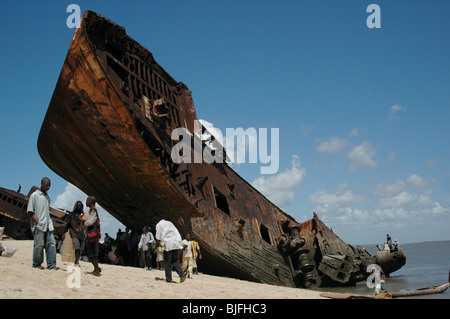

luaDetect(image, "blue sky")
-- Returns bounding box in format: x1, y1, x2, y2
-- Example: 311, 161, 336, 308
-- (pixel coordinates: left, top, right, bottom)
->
1, 1, 449, 244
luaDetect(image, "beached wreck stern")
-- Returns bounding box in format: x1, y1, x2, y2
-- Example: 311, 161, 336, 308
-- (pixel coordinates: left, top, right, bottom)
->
38, 11, 204, 230
38, 11, 299, 287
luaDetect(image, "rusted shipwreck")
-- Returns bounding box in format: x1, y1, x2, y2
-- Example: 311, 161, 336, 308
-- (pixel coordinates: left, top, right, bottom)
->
0, 186, 32, 239
0, 186, 67, 239
37, 10, 405, 288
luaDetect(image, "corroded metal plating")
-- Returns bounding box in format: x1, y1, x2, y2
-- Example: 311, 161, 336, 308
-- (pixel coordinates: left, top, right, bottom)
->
37, 11, 405, 288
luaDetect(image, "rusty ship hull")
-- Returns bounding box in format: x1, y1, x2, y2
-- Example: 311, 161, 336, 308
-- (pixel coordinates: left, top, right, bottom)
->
0, 186, 68, 239
38, 11, 404, 288
0, 187, 33, 239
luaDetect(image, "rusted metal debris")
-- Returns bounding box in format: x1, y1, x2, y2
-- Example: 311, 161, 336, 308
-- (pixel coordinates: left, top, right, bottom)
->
0, 186, 67, 239
37, 10, 405, 288
0, 186, 32, 239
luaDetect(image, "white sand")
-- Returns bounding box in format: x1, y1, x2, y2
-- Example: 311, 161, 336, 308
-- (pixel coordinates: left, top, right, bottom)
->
0, 240, 325, 299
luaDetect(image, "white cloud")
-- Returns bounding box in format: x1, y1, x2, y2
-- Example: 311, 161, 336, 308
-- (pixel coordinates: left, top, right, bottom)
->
315, 137, 348, 154
309, 184, 371, 230
198, 119, 260, 165
53, 183, 125, 237
388, 104, 407, 120
314, 133, 378, 172
251, 155, 305, 208
374, 179, 406, 197
53, 183, 88, 211
347, 141, 377, 171
310, 175, 449, 240
198, 119, 225, 147
198, 118, 280, 174
333, 207, 371, 227
369, 175, 443, 231
373, 189, 448, 224
406, 174, 435, 188
309, 183, 367, 206
374, 174, 436, 197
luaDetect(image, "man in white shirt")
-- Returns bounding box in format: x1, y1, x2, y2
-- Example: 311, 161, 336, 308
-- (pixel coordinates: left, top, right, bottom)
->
27, 177, 57, 269
152, 217, 186, 283
138, 226, 155, 270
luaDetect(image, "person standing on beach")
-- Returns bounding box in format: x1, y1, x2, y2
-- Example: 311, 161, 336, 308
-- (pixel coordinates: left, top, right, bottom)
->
84, 196, 101, 276
181, 233, 194, 279
191, 236, 202, 275
156, 241, 164, 270
27, 177, 59, 270
138, 226, 155, 270
152, 217, 186, 283
62, 200, 85, 267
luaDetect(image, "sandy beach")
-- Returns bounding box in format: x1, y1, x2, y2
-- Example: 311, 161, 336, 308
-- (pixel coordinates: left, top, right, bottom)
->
0, 239, 325, 299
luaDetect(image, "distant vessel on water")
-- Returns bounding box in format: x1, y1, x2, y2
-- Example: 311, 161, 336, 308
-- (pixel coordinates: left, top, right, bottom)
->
36, 10, 405, 288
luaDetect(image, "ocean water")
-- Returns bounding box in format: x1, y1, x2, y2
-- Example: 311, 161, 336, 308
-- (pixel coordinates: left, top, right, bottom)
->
316, 240, 450, 299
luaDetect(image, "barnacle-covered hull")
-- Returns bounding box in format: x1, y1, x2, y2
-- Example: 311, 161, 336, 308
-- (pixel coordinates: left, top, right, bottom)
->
37, 11, 404, 287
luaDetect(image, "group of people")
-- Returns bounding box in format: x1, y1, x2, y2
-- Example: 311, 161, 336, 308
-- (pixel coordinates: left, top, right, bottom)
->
376, 234, 400, 252
385, 234, 400, 252
99, 226, 158, 269
376, 234, 400, 253
27, 177, 102, 276
96, 224, 202, 280
125, 217, 202, 283
27, 177, 202, 283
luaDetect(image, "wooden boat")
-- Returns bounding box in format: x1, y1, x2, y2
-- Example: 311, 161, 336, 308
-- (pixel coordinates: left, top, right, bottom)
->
319, 292, 391, 299
390, 282, 449, 298
320, 282, 449, 299
37, 10, 405, 288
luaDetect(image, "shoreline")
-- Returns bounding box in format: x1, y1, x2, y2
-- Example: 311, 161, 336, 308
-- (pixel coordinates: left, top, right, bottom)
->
0, 240, 325, 299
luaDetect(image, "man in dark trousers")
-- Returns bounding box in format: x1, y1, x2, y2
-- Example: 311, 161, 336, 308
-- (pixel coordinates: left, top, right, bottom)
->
84, 196, 102, 276
152, 217, 186, 283
27, 177, 58, 270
